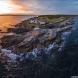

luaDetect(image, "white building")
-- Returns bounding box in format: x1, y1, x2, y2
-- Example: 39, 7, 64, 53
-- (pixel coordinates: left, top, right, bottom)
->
29, 19, 45, 25
39, 21, 45, 24
30, 20, 38, 24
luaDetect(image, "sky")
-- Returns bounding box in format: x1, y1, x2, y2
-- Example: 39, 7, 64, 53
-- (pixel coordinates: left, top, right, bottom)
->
0, 0, 78, 15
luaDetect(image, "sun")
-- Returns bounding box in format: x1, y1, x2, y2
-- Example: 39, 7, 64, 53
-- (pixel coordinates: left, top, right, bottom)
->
0, 1, 11, 14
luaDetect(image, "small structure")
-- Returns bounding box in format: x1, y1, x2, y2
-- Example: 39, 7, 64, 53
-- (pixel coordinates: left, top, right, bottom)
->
59, 17, 64, 21
39, 21, 45, 25
34, 27, 40, 30
29, 18, 45, 25
30, 20, 37, 24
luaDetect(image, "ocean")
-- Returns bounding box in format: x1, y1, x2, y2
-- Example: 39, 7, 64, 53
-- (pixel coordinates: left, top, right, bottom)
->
0, 15, 35, 32
0, 15, 35, 38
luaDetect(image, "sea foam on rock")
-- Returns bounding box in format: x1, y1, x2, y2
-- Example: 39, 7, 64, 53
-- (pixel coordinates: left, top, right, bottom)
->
9, 26, 74, 61
0, 30, 71, 62
0, 17, 75, 63
1, 49, 18, 62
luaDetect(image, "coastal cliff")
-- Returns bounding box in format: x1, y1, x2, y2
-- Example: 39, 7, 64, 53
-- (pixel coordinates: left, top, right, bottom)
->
0, 17, 75, 54
0, 16, 76, 78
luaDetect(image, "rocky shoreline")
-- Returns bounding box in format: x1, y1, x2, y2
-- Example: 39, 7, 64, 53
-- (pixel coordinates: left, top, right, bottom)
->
0, 16, 75, 77
0, 17, 75, 52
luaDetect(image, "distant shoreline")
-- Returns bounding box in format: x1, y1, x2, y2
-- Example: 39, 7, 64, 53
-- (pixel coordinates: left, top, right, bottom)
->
0, 14, 36, 16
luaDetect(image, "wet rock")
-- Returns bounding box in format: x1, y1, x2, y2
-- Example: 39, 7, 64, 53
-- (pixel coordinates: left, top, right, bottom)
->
1, 29, 57, 54
1, 17, 75, 54
7, 28, 32, 34
1, 35, 15, 48
0, 40, 2, 52
40, 23, 55, 28
0, 45, 2, 51
1, 24, 74, 54
0, 29, 1, 31
16, 29, 57, 52
0, 59, 7, 64
0, 40, 2, 44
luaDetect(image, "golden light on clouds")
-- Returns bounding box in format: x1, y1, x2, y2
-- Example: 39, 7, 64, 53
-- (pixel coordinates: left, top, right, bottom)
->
0, 1, 11, 14
0, 0, 34, 14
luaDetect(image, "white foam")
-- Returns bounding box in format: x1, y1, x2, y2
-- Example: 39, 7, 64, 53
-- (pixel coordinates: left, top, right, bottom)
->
72, 26, 76, 30
61, 31, 71, 40
47, 42, 55, 51
23, 42, 59, 60
8, 53, 17, 61
58, 31, 72, 51
1, 49, 18, 61
25, 49, 39, 59
57, 25, 72, 32
47, 42, 59, 51
62, 32, 71, 36
18, 41, 66, 60
1, 27, 73, 61
58, 41, 66, 51
1, 49, 12, 54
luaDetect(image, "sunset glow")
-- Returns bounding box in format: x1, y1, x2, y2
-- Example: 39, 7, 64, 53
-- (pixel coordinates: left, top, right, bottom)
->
0, 0, 78, 15
0, 1, 11, 14
0, 0, 34, 15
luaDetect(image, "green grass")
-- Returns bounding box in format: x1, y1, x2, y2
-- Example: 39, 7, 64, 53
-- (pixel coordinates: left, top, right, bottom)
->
23, 22, 40, 28
22, 15, 74, 28
38, 15, 73, 19
37, 15, 69, 23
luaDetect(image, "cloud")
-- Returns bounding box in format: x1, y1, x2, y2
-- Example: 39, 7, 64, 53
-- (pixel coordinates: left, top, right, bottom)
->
10, 0, 56, 15
1, 0, 78, 15
9, 0, 34, 14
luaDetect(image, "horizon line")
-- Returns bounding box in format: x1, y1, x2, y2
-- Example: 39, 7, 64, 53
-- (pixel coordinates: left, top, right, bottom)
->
0, 14, 78, 16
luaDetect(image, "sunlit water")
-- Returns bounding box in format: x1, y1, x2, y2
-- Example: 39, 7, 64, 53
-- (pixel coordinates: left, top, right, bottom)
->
0, 15, 35, 32
0, 15, 35, 38
0, 17, 78, 78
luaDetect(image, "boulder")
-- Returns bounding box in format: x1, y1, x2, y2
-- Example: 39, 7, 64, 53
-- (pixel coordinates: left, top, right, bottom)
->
7, 28, 32, 34
0, 40, 2, 44
0, 45, 2, 51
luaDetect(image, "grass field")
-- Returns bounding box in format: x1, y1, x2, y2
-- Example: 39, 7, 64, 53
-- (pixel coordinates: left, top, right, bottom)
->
23, 22, 40, 28
37, 15, 72, 23
23, 15, 74, 28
